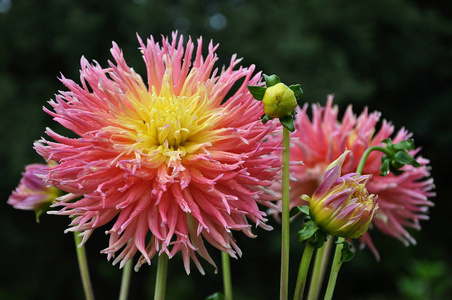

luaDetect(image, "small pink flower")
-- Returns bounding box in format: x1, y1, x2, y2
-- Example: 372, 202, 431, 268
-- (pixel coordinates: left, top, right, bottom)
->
8, 163, 59, 211
290, 95, 434, 257
303, 151, 378, 239
35, 33, 281, 273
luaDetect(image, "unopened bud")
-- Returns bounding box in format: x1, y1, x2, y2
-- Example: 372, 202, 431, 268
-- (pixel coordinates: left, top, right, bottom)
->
262, 83, 297, 118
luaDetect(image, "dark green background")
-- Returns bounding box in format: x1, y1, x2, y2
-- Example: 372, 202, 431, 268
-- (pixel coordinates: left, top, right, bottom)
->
1, 0, 451, 299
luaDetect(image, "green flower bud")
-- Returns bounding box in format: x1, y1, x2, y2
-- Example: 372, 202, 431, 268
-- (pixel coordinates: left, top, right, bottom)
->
262, 83, 297, 118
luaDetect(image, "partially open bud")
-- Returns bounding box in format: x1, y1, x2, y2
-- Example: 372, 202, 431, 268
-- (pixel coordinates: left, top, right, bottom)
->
302, 151, 378, 239
8, 162, 60, 221
262, 82, 297, 118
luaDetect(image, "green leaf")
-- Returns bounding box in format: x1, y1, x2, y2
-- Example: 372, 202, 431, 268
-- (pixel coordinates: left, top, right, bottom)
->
206, 292, 225, 300
297, 205, 310, 216
247, 85, 266, 101
338, 240, 355, 262
298, 220, 319, 244
395, 151, 421, 167
311, 230, 327, 248
289, 84, 303, 99
263, 74, 281, 87
279, 115, 295, 132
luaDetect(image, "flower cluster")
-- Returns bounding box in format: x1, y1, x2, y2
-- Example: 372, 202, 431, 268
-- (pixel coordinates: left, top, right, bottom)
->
289, 95, 435, 257
34, 33, 282, 273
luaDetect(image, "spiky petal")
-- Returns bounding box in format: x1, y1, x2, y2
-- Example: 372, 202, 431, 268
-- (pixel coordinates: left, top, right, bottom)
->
35, 33, 282, 273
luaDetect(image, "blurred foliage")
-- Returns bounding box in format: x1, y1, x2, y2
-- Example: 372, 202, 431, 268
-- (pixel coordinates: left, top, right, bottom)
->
1, 0, 451, 299
397, 260, 452, 300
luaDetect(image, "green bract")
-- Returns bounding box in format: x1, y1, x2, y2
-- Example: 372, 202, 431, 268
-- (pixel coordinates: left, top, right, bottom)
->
380, 139, 421, 176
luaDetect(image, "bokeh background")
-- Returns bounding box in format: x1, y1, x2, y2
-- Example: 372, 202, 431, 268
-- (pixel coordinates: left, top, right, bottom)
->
1, 0, 451, 299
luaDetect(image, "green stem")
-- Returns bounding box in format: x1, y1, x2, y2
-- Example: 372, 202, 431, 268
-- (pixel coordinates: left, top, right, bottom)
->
280, 126, 291, 300
119, 259, 133, 300
73, 232, 95, 300
154, 253, 169, 300
307, 236, 333, 300
356, 146, 390, 175
222, 251, 233, 300
293, 241, 315, 300
324, 237, 344, 300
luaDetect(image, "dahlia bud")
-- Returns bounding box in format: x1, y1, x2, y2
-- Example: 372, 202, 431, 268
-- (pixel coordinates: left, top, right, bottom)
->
262, 83, 297, 118
247, 74, 302, 132
302, 151, 378, 239
8, 162, 60, 222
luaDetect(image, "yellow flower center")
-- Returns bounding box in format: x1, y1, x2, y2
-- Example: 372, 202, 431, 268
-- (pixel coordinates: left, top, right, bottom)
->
106, 71, 224, 169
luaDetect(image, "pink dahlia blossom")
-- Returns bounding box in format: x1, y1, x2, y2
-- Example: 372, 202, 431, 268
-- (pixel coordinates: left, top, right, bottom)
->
289, 95, 434, 257
8, 163, 60, 211
35, 33, 281, 273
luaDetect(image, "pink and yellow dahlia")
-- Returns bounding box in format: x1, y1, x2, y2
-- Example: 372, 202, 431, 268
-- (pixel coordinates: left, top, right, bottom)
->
8, 162, 60, 211
290, 95, 434, 257
302, 151, 378, 239
35, 33, 281, 273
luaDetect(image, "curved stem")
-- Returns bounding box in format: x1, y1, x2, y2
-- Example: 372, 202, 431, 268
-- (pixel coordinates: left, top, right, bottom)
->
356, 146, 390, 175
280, 126, 291, 300
222, 251, 233, 300
324, 237, 344, 300
73, 232, 95, 300
293, 241, 315, 300
119, 259, 133, 300
307, 236, 333, 300
154, 253, 168, 300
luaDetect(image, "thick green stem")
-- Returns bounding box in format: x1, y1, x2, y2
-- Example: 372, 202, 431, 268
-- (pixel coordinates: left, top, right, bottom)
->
280, 126, 291, 300
293, 241, 315, 300
154, 253, 169, 300
306, 236, 333, 300
73, 232, 95, 300
119, 259, 133, 300
222, 251, 233, 300
324, 237, 344, 300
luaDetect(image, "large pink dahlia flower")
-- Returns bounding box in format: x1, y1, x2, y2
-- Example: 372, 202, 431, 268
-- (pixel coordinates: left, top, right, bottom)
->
290, 95, 434, 257
35, 33, 281, 273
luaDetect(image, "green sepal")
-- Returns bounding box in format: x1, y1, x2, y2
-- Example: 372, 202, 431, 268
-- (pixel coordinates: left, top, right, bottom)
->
263, 74, 281, 87
289, 84, 303, 99
298, 220, 318, 244
337, 240, 355, 262
261, 114, 272, 124
311, 229, 327, 248
394, 139, 415, 151
280, 115, 295, 132
35, 202, 52, 223
297, 205, 310, 216
247, 85, 267, 101
380, 159, 390, 176
206, 292, 225, 300
395, 151, 421, 167
379, 138, 421, 177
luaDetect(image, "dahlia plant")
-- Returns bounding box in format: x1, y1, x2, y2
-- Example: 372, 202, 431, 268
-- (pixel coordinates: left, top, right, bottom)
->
7, 32, 435, 300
